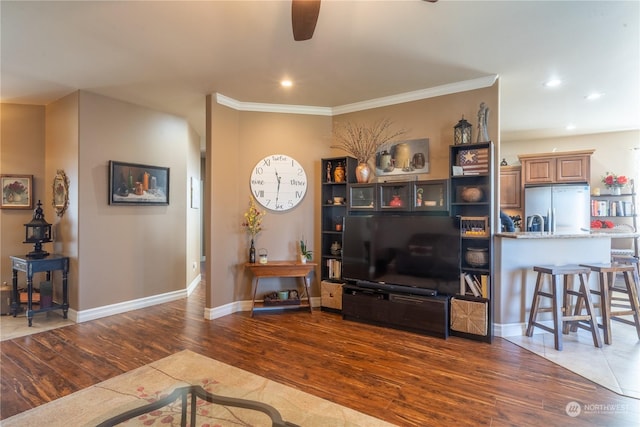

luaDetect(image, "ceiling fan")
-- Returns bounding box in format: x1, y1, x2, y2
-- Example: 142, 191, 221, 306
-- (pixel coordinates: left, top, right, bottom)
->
292, 0, 438, 42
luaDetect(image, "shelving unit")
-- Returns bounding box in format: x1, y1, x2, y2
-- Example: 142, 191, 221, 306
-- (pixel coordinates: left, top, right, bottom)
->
590, 179, 638, 258
347, 180, 449, 213
449, 141, 495, 343
320, 157, 357, 307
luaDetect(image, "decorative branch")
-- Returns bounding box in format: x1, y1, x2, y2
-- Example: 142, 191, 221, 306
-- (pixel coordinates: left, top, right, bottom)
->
330, 118, 408, 163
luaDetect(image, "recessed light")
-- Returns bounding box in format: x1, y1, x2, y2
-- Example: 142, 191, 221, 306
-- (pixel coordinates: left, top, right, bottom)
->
281, 79, 293, 88
544, 79, 562, 88
585, 92, 604, 101
566, 124, 576, 130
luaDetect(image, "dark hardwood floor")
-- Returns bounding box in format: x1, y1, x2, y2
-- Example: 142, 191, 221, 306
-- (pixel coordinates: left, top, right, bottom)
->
1, 282, 639, 426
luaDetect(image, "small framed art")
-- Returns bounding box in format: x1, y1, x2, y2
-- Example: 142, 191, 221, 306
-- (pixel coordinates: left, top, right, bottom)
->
1, 174, 34, 209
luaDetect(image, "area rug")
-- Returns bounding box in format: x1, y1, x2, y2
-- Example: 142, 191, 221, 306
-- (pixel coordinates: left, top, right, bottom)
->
2, 349, 395, 426
504, 318, 640, 399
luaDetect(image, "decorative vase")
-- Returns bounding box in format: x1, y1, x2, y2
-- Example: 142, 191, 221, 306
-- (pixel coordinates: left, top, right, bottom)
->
355, 162, 372, 183
249, 239, 256, 263
389, 195, 403, 207
394, 142, 410, 170
300, 255, 307, 263
611, 187, 622, 195
333, 162, 345, 183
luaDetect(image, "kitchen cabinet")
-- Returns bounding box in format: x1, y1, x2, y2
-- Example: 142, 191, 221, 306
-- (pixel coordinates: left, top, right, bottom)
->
519, 150, 594, 185
500, 166, 521, 209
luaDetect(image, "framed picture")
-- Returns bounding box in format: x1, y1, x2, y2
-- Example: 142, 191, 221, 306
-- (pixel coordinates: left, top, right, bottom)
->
375, 138, 429, 177
1, 174, 34, 209
109, 161, 170, 205
53, 169, 70, 217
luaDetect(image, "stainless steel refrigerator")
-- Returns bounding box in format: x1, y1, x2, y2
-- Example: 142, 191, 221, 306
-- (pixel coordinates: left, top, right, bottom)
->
524, 184, 591, 233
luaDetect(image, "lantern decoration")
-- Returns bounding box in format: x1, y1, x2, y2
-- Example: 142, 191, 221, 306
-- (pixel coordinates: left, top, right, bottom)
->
24, 200, 52, 258
454, 116, 472, 145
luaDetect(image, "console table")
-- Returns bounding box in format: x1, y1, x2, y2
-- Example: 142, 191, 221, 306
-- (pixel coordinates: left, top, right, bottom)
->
10, 254, 70, 326
245, 261, 316, 317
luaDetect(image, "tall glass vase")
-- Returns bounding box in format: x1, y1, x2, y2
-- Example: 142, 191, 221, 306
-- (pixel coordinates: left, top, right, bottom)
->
249, 239, 256, 263
612, 187, 622, 195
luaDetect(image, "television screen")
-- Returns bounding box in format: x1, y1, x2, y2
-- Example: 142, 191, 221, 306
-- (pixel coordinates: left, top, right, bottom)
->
342, 215, 460, 296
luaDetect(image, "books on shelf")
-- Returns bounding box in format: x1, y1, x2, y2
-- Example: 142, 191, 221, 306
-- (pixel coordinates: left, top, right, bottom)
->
591, 199, 635, 217
327, 259, 341, 280
460, 273, 489, 298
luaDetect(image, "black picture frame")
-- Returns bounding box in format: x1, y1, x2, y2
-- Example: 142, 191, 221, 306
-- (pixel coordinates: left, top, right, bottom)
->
109, 161, 169, 205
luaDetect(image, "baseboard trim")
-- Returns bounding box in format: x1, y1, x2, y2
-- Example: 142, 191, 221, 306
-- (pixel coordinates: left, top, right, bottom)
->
76, 288, 187, 323
204, 297, 322, 320
494, 322, 527, 338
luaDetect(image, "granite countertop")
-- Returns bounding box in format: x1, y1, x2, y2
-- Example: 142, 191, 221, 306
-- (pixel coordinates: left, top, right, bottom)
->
496, 231, 639, 239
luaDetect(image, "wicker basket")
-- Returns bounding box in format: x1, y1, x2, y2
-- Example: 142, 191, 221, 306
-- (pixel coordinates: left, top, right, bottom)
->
450, 297, 488, 336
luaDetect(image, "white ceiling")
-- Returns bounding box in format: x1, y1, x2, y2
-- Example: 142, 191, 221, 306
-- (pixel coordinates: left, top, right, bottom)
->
1, 1, 639, 143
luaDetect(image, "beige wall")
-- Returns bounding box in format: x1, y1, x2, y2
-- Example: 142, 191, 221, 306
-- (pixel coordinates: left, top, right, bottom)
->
45, 92, 80, 306
206, 97, 333, 308
0, 104, 46, 286
1, 92, 201, 315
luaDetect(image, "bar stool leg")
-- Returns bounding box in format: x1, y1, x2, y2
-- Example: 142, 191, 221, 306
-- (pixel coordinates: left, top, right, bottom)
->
551, 274, 563, 350
599, 271, 613, 345
622, 271, 640, 339
525, 271, 544, 338
577, 272, 603, 348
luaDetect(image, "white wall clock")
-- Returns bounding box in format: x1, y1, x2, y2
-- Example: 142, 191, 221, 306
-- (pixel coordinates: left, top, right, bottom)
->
250, 154, 307, 211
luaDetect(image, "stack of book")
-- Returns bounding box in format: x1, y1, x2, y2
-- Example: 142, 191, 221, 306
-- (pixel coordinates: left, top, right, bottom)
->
460, 273, 489, 298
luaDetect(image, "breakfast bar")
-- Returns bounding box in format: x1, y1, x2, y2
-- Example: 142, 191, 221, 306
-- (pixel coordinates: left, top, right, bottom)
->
493, 230, 639, 337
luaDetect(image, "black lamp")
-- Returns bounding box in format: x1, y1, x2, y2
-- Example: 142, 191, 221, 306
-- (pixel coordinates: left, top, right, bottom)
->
24, 200, 52, 258
454, 116, 473, 145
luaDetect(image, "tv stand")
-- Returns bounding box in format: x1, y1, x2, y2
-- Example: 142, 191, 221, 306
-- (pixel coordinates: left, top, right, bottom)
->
342, 284, 449, 338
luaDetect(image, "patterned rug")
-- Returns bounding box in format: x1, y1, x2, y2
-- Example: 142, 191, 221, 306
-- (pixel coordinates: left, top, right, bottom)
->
2, 350, 395, 426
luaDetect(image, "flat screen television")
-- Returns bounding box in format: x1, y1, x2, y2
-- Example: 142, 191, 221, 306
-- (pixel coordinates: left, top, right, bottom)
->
342, 215, 460, 296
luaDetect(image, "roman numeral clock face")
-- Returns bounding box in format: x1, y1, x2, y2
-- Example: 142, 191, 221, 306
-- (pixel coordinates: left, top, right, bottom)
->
250, 154, 308, 211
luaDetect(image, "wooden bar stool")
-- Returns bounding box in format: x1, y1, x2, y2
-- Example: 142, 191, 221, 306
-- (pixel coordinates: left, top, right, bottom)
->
579, 262, 640, 345
525, 265, 602, 351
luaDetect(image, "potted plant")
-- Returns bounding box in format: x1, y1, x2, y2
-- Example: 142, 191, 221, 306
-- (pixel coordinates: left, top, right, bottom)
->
299, 239, 312, 263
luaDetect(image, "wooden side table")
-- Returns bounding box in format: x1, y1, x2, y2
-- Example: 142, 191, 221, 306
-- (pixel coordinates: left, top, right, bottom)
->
244, 261, 316, 317
10, 254, 70, 326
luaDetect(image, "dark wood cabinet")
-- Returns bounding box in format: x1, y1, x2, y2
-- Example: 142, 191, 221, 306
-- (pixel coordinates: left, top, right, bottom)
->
449, 141, 495, 343
320, 157, 357, 285
500, 166, 521, 209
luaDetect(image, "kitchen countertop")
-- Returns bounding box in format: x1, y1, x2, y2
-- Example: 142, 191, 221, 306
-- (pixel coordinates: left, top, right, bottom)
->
495, 231, 639, 239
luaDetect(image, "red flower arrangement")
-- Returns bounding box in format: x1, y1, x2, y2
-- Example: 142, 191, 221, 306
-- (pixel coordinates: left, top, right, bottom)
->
591, 219, 615, 229
602, 172, 628, 189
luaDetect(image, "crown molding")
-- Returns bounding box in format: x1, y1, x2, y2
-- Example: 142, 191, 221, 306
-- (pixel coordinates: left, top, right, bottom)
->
332, 75, 499, 115
215, 93, 332, 116
215, 74, 498, 116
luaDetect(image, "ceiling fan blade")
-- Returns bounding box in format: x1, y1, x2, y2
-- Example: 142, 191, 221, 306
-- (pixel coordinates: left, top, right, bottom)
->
292, 0, 321, 41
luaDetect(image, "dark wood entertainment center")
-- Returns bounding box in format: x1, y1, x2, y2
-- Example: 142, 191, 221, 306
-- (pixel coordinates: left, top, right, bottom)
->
321, 143, 495, 342
342, 283, 450, 338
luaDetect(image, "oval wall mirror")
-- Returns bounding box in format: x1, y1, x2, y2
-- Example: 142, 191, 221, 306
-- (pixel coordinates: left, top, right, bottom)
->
52, 169, 69, 217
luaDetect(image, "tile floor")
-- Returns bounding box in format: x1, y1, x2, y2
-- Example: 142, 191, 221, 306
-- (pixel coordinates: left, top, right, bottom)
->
505, 316, 640, 399
0, 310, 74, 341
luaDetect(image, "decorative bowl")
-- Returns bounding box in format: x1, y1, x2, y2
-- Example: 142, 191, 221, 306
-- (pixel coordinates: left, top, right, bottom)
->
465, 247, 488, 267
461, 186, 483, 202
